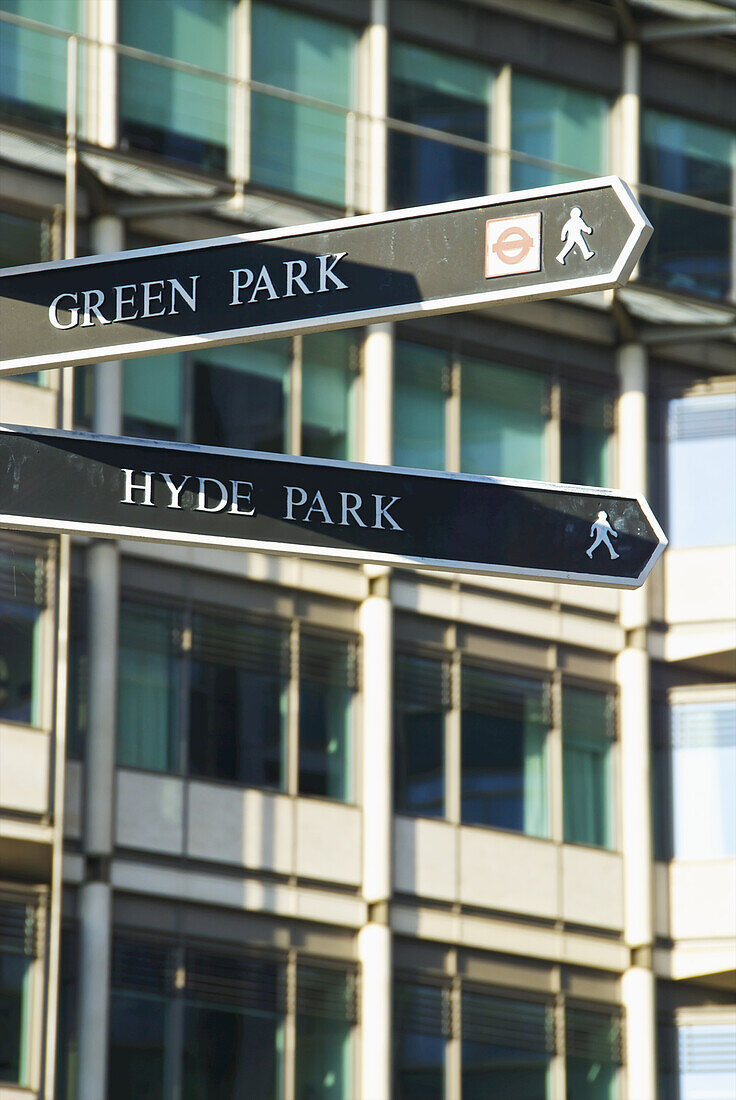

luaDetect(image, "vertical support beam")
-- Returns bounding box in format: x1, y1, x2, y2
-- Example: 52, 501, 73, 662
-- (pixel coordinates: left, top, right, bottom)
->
87, 0, 118, 149
617, 42, 640, 186
490, 65, 511, 195
77, 215, 123, 1100
616, 342, 657, 1100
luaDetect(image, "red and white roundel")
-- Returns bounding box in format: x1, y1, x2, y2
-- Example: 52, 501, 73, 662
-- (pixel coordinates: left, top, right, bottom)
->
485, 212, 542, 278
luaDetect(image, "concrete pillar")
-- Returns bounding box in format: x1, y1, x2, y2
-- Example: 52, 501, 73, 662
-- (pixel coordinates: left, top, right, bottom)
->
77, 215, 123, 1100
616, 343, 657, 1100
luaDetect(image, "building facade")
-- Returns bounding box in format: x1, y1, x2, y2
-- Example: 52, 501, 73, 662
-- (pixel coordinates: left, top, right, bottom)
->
0, 1, 734, 1098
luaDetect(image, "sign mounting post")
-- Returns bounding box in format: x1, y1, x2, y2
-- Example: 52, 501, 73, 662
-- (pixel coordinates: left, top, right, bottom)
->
0, 176, 651, 378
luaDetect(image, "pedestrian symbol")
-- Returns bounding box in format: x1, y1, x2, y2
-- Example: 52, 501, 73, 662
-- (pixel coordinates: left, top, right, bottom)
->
586, 511, 619, 560
556, 207, 595, 265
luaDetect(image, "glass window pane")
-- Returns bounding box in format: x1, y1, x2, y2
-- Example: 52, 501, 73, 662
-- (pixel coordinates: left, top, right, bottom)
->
511, 74, 608, 190
393, 342, 447, 471
119, 0, 230, 172
301, 332, 355, 460
0, 600, 38, 725
0, 0, 78, 132
461, 990, 552, 1100
251, 2, 356, 205
675, 1020, 736, 1100
394, 654, 447, 818
189, 617, 288, 790
0, 951, 30, 1085
108, 992, 167, 1100
670, 699, 736, 859
389, 41, 492, 207
641, 111, 733, 299
667, 393, 736, 548
393, 981, 447, 1100
562, 686, 614, 849
461, 668, 549, 837
296, 967, 353, 1100
299, 636, 355, 803
193, 341, 291, 452
461, 358, 547, 480
117, 603, 180, 772
183, 1003, 282, 1100
561, 381, 613, 487
123, 354, 182, 440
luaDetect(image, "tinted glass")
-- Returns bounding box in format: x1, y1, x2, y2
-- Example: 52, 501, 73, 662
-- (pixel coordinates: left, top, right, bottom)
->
296, 967, 353, 1100
460, 358, 546, 480
117, 604, 180, 773
123, 354, 182, 441
0, 601, 37, 725
511, 74, 607, 190
561, 381, 612, 487
193, 342, 290, 452
108, 992, 167, 1100
562, 686, 614, 849
0, 951, 28, 1084
0, 0, 78, 132
183, 1004, 281, 1100
393, 342, 447, 471
394, 654, 447, 818
301, 332, 355, 461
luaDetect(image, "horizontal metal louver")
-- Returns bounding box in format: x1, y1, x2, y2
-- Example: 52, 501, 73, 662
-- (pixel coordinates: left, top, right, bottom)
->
565, 1004, 624, 1064
659, 1016, 736, 1073
461, 990, 556, 1054
0, 544, 47, 606
192, 615, 289, 678
670, 702, 736, 749
668, 395, 736, 441
394, 977, 451, 1037
562, 686, 616, 742
186, 949, 286, 1015
395, 652, 451, 710
119, 602, 178, 655
561, 385, 614, 430
461, 666, 550, 727
296, 964, 358, 1024
300, 633, 359, 691
0, 896, 38, 957
112, 938, 171, 996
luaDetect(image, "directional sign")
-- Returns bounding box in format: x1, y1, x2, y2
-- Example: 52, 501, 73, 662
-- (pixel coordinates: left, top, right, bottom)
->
0, 426, 667, 588
0, 176, 651, 378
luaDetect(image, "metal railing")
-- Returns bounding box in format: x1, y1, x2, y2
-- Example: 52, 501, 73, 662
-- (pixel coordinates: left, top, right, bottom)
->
0, 8, 734, 302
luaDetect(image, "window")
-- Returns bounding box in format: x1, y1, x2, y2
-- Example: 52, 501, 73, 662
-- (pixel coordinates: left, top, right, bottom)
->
109, 935, 356, 1100
461, 667, 550, 837
0, 895, 37, 1087
250, 2, 357, 207
389, 42, 493, 208
461, 988, 554, 1099
394, 652, 449, 818
659, 1010, 736, 1100
562, 686, 615, 849
666, 392, 736, 549
393, 978, 449, 1100
0, 210, 52, 386
511, 74, 608, 190
641, 110, 734, 300
0, 0, 79, 133
118, 0, 231, 173
658, 694, 736, 860
116, 597, 357, 804
393, 338, 614, 487
565, 1003, 622, 1100
121, 334, 357, 460
0, 541, 46, 727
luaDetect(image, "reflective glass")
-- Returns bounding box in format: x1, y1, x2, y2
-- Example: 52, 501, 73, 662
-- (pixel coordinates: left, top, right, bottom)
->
0, 600, 38, 725
460, 358, 546, 480
301, 332, 355, 460
641, 111, 733, 299
562, 686, 614, 849
0, 210, 49, 385
183, 1003, 282, 1100
123, 354, 183, 441
0, 0, 78, 132
193, 341, 291, 452
393, 981, 446, 1100
393, 342, 447, 471
394, 654, 447, 818
389, 42, 492, 207
295, 967, 353, 1100
108, 992, 167, 1100
117, 604, 180, 773
667, 393, 736, 548
299, 637, 354, 803
561, 380, 612, 487
566, 1057, 619, 1099
251, 2, 356, 205
670, 699, 736, 859
511, 74, 608, 190
675, 1021, 736, 1100
119, 0, 230, 172
0, 951, 29, 1084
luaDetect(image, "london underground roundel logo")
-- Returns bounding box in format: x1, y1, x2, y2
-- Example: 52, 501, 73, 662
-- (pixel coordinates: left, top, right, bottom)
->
485, 212, 542, 278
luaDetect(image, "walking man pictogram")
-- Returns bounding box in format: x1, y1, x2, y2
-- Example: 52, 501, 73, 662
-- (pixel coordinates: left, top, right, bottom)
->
586, 511, 619, 560
556, 207, 595, 265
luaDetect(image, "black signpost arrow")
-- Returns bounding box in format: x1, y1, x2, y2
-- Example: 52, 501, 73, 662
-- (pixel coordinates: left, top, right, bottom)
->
0, 176, 651, 378
0, 426, 667, 589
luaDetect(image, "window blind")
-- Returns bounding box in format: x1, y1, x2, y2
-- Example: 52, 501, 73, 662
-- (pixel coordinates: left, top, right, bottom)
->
671, 700, 736, 749
191, 615, 289, 678
394, 977, 452, 1037
0, 896, 39, 957
462, 667, 550, 727
296, 964, 358, 1024
300, 632, 359, 691
668, 394, 736, 441
566, 1004, 624, 1064
186, 949, 286, 1016
395, 652, 451, 710
461, 989, 556, 1053
0, 543, 47, 606
112, 938, 171, 996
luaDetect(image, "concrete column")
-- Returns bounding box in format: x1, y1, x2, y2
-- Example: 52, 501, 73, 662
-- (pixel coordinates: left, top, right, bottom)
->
617, 42, 640, 186
77, 215, 123, 1100
616, 343, 657, 1100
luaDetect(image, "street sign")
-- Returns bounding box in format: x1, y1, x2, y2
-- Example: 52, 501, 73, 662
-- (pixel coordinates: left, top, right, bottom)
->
0, 176, 651, 378
0, 426, 667, 588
